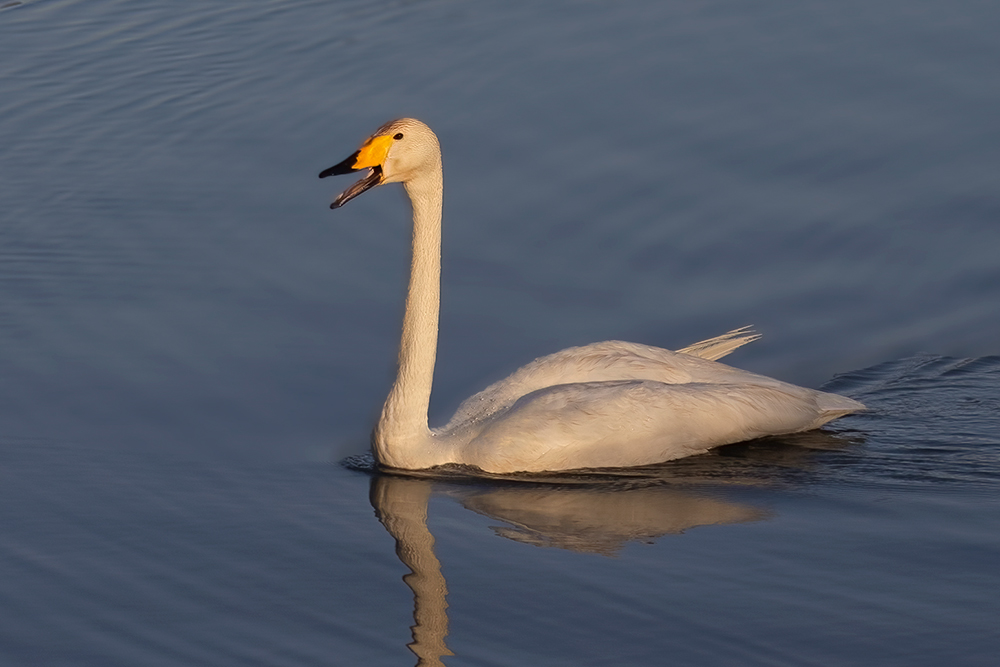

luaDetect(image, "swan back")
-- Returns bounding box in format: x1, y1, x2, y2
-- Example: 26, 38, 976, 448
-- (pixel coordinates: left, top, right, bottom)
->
440, 340, 788, 433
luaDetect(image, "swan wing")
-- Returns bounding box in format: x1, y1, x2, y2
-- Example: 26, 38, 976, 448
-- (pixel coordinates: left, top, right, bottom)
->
459, 379, 854, 473
443, 334, 775, 431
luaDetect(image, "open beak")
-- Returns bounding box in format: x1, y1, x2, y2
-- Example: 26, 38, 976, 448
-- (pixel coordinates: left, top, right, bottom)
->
319, 134, 394, 209
319, 151, 383, 209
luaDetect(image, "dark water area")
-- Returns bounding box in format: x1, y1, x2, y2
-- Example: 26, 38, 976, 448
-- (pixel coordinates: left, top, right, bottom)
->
1, 1, 998, 665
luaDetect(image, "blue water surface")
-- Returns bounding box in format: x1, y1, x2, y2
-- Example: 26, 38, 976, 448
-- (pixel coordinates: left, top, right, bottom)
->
1, 1, 998, 665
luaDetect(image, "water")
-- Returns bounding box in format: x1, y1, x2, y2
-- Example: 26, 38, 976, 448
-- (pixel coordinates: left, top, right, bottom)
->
1, 0, 998, 664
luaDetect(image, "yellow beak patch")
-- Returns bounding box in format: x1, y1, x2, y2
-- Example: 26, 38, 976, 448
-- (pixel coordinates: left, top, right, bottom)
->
353, 135, 394, 169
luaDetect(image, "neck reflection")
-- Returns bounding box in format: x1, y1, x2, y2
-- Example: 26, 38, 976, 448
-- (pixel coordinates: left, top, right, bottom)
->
371, 475, 453, 666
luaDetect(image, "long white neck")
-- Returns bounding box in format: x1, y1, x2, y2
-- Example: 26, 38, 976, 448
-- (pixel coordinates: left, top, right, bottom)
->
372, 163, 452, 469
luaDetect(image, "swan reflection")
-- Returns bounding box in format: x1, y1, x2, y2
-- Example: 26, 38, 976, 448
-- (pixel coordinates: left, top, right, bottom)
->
447, 484, 766, 555
370, 476, 453, 666
369, 467, 769, 663
367, 430, 858, 665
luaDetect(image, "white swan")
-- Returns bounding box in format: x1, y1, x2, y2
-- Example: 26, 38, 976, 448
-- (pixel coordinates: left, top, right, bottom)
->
320, 118, 864, 474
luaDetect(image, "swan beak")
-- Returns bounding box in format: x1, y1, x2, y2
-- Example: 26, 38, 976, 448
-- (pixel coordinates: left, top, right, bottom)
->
319, 134, 393, 209
320, 160, 382, 209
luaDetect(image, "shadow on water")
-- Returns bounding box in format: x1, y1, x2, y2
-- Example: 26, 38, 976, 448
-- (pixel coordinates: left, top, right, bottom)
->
357, 428, 858, 666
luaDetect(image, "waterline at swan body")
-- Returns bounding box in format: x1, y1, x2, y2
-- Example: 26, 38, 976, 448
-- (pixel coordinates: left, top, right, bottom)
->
320, 118, 864, 474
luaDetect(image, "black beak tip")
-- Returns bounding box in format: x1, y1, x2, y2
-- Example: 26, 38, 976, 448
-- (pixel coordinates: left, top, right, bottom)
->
319, 150, 361, 179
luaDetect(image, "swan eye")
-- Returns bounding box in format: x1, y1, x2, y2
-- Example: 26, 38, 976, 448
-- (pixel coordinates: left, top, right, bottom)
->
393, 133, 404, 140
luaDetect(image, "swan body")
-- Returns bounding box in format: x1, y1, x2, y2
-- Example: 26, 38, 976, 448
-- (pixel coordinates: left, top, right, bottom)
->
320, 118, 864, 474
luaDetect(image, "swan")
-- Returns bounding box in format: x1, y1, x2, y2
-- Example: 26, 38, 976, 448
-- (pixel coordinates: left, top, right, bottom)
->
320, 118, 864, 474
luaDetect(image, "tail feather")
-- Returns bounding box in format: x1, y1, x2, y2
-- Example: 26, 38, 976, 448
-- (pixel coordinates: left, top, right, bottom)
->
677, 326, 761, 361
816, 391, 867, 418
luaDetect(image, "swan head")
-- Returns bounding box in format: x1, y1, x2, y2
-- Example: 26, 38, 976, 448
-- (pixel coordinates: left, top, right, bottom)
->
319, 118, 441, 209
